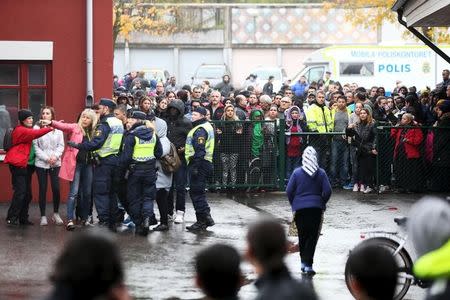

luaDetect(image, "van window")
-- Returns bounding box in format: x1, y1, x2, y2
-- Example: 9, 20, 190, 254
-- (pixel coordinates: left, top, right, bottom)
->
340, 62, 374, 76
307, 66, 325, 83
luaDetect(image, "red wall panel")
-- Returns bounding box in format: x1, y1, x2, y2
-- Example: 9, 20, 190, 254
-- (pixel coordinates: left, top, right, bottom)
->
0, 0, 113, 202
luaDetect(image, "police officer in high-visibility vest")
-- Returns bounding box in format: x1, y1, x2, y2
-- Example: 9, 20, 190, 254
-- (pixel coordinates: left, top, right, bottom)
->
119, 110, 162, 236
68, 98, 124, 230
185, 107, 215, 231
305, 90, 333, 170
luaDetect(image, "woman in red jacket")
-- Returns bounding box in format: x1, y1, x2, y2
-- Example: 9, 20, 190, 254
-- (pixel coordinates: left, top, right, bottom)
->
4, 110, 53, 226
391, 113, 424, 192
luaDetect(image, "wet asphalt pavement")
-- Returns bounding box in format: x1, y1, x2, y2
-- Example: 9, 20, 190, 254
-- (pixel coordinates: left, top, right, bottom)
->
0, 190, 432, 300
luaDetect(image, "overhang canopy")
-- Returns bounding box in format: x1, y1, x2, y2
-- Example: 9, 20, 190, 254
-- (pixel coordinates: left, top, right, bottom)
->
392, 0, 450, 27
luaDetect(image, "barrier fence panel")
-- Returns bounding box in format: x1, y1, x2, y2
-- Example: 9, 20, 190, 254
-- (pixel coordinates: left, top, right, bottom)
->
375, 125, 450, 193
206, 121, 450, 193
208, 120, 279, 190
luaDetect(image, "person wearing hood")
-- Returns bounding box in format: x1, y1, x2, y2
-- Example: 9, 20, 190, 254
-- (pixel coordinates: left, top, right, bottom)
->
185, 107, 215, 231
215, 75, 234, 97
153, 117, 173, 231
408, 197, 450, 300
285, 105, 307, 179
286, 146, 332, 275
119, 110, 162, 236
165, 99, 192, 223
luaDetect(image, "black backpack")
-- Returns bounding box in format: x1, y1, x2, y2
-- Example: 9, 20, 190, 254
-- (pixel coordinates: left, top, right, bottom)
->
3, 127, 14, 151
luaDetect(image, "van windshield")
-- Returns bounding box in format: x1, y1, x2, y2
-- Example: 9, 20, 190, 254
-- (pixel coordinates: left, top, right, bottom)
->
196, 66, 225, 78
340, 62, 374, 76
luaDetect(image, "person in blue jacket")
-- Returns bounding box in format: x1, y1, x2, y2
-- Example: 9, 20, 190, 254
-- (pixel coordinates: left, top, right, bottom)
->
120, 110, 162, 236
286, 146, 332, 276
68, 98, 124, 231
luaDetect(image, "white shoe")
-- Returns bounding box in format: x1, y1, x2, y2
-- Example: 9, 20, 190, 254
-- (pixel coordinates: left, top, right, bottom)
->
52, 213, 64, 226
359, 184, 365, 192
174, 210, 185, 224
40, 216, 48, 226
363, 186, 373, 194
353, 184, 359, 192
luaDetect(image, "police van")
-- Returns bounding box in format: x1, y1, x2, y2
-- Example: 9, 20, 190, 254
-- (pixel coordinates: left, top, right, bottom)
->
292, 45, 450, 93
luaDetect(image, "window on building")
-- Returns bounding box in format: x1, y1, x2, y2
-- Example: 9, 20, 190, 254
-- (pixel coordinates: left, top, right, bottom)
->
339, 62, 374, 76
0, 62, 52, 150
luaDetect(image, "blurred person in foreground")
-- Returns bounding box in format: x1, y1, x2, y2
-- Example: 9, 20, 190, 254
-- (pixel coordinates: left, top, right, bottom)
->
286, 146, 331, 275
345, 243, 398, 300
246, 219, 318, 300
195, 244, 242, 300
408, 197, 450, 300
46, 230, 130, 300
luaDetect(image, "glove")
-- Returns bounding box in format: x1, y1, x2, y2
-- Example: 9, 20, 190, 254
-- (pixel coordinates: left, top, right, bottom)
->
67, 141, 80, 149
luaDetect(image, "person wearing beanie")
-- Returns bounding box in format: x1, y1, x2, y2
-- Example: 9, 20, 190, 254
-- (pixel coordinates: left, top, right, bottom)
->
184, 106, 215, 231
118, 110, 162, 236
286, 146, 332, 275
408, 197, 450, 300
67, 98, 124, 231
4, 109, 53, 226
430, 100, 450, 192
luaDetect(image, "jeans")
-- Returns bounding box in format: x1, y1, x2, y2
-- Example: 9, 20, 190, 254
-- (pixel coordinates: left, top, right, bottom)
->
36, 167, 61, 216
7, 165, 35, 222
67, 163, 93, 221
286, 156, 301, 179
168, 158, 187, 213
330, 139, 349, 186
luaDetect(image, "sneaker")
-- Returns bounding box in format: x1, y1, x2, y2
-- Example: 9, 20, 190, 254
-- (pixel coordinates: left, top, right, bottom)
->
174, 210, 185, 224
301, 263, 306, 273
81, 220, 94, 227
122, 214, 134, 227
52, 213, 64, 226
379, 185, 389, 193
343, 183, 354, 190
363, 186, 373, 194
87, 215, 94, 224
353, 184, 359, 192
359, 184, 365, 192
40, 216, 48, 226
6, 218, 20, 226
66, 220, 75, 231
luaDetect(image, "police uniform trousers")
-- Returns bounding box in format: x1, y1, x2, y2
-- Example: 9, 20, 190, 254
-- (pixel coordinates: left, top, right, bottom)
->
188, 158, 213, 215
93, 159, 119, 226
127, 166, 156, 226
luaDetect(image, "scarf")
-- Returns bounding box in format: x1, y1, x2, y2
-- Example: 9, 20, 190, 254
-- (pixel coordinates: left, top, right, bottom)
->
302, 146, 319, 176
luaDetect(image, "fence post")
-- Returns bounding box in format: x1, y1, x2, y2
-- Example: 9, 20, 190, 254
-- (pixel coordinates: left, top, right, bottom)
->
375, 125, 381, 191
278, 119, 286, 191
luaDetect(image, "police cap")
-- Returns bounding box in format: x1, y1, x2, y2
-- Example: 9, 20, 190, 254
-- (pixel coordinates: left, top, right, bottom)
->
99, 98, 117, 109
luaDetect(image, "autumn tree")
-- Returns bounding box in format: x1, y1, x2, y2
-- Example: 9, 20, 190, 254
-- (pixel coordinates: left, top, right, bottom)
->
325, 0, 450, 43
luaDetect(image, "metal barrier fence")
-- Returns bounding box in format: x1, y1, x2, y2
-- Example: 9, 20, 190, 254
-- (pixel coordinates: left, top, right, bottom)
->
208, 120, 279, 190
207, 120, 450, 193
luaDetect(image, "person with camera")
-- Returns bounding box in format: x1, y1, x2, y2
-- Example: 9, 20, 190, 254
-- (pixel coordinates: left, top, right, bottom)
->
67, 99, 124, 231
42, 109, 98, 230
119, 110, 162, 236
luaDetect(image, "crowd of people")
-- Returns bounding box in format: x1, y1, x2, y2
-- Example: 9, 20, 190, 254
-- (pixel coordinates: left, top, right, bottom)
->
114, 69, 450, 194
45, 195, 450, 300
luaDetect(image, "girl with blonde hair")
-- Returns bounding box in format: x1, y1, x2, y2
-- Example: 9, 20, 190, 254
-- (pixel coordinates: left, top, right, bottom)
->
41, 109, 97, 230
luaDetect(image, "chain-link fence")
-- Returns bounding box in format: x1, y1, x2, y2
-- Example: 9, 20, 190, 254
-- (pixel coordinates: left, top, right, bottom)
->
208, 120, 279, 190
206, 120, 450, 193
376, 125, 450, 193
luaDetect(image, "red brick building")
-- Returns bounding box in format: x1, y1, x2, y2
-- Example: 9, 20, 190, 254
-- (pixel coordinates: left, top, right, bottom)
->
0, 0, 113, 201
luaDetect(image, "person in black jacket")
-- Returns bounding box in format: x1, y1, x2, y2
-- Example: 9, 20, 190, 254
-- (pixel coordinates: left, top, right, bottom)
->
164, 99, 192, 223
246, 219, 318, 300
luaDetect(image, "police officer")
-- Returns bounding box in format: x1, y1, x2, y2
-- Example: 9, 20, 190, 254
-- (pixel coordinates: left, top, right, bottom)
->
68, 98, 124, 231
185, 106, 215, 231
120, 110, 162, 236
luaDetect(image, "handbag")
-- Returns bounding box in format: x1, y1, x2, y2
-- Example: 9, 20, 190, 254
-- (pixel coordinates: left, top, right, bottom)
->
160, 142, 182, 173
